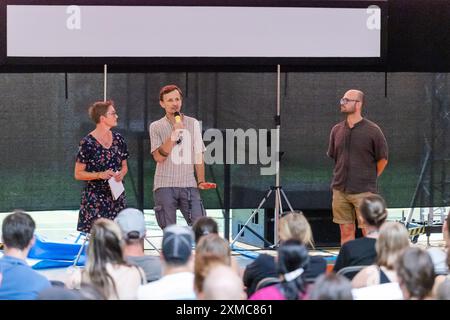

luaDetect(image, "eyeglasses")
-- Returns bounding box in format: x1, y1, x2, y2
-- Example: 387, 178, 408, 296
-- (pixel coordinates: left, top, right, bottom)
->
340, 98, 360, 105
105, 111, 118, 117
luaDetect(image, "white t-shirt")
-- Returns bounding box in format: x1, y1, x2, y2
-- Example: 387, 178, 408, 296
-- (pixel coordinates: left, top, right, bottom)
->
352, 282, 404, 300
137, 271, 196, 300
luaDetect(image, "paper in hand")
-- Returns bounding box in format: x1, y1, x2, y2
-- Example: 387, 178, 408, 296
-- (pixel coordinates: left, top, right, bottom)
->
108, 177, 125, 200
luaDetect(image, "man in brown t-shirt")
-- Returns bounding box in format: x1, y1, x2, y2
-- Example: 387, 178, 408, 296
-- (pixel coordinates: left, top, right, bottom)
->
327, 89, 388, 245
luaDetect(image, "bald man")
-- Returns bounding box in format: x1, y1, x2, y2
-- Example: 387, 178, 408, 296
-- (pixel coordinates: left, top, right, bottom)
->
327, 89, 388, 245
201, 265, 246, 300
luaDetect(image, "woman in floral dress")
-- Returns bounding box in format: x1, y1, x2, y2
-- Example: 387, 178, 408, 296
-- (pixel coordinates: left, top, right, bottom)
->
74, 100, 129, 233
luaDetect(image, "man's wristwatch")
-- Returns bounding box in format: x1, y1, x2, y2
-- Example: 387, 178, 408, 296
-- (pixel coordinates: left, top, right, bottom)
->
197, 181, 205, 186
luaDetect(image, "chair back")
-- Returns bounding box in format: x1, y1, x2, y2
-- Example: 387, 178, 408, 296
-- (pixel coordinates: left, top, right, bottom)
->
255, 277, 281, 291
336, 265, 368, 280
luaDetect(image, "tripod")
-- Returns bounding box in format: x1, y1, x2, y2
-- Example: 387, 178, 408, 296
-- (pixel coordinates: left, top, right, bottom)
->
72, 231, 160, 267
230, 186, 294, 248
230, 65, 294, 249
73, 232, 89, 266
403, 74, 450, 245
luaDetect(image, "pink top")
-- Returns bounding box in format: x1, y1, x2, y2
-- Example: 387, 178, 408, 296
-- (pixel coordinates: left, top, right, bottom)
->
249, 285, 285, 300
249, 284, 308, 300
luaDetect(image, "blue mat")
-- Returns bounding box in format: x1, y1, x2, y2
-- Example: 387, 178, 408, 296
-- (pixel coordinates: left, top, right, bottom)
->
32, 258, 85, 269
28, 234, 87, 269
231, 245, 338, 263
230, 245, 262, 260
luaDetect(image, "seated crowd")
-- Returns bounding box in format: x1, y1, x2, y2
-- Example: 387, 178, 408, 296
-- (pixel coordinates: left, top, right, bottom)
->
0, 197, 449, 300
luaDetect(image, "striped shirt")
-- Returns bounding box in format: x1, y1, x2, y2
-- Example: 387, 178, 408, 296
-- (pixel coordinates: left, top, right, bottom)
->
149, 115, 206, 191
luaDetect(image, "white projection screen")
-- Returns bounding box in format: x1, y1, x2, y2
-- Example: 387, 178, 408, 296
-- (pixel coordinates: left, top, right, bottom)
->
6, 5, 382, 58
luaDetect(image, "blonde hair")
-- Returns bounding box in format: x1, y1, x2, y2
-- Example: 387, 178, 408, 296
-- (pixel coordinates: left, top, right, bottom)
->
194, 234, 231, 293
376, 221, 410, 269
278, 212, 314, 248
83, 219, 126, 299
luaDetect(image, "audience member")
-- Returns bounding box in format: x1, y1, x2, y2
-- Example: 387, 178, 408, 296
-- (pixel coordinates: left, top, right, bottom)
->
0, 210, 51, 299
38, 283, 106, 300
192, 216, 219, 244
308, 273, 353, 300
243, 212, 326, 297
65, 219, 145, 299
334, 195, 388, 272
194, 233, 236, 297
76, 283, 107, 300
201, 265, 247, 300
436, 278, 450, 300
427, 247, 448, 276
37, 287, 83, 300
115, 208, 162, 282
249, 240, 310, 300
432, 212, 450, 295
138, 225, 196, 300
445, 211, 449, 246
243, 254, 277, 297
395, 247, 435, 300
352, 221, 409, 288
351, 282, 403, 300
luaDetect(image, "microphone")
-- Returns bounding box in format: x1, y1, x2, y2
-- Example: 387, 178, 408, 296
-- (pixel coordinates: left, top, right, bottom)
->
174, 112, 182, 144
174, 111, 181, 123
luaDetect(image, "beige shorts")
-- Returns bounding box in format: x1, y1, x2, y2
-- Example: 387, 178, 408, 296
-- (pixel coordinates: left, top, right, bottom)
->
332, 189, 374, 228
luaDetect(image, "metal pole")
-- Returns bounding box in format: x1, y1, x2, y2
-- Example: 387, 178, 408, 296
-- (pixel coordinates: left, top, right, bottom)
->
224, 131, 231, 240
274, 64, 281, 243
103, 64, 107, 101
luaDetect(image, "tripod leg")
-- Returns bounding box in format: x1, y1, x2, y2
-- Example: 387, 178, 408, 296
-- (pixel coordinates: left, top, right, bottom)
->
275, 187, 282, 214
230, 189, 273, 247
273, 188, 283, 244
73, 234, 88, 266
145, 237, 160, 253
280, 188, 295, 212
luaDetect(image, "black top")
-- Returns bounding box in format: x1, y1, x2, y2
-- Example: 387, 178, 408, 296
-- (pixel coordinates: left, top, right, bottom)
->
243, 253, 327, 297
327, 118, 388, 194
379, 267, 391, 284
333, 237, 377, 272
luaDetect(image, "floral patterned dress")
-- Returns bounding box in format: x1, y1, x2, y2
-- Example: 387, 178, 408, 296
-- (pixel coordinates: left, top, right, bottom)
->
76, 131, 129, 233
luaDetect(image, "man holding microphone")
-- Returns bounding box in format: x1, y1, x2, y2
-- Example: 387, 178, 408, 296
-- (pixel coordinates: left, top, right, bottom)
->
149, 84, 215, 230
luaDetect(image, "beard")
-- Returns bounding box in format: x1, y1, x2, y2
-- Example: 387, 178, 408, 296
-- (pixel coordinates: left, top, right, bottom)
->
341, 106, 356, 114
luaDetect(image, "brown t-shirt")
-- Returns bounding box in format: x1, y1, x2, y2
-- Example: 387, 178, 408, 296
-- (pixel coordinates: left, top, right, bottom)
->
327, 118, 388, 194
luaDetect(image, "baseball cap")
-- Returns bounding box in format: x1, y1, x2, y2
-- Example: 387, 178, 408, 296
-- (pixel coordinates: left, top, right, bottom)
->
162, 225, 194, 264
114, 208, 146, 240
